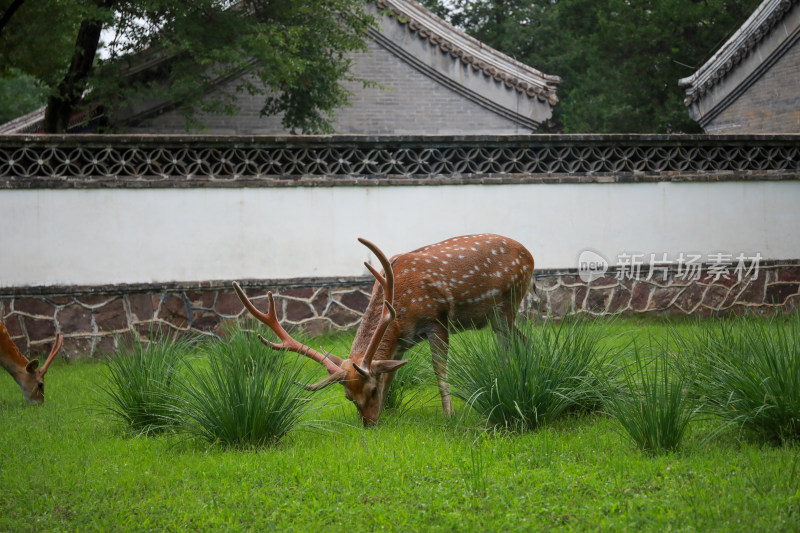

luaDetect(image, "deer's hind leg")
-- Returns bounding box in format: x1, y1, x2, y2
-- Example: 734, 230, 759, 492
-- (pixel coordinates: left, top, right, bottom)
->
427, 323, 452, 416
489, 296, 526, 350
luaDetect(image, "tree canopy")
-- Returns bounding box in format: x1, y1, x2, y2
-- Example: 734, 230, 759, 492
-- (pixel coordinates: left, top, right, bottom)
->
0, 0, 375, 133
422, 0, 763, 133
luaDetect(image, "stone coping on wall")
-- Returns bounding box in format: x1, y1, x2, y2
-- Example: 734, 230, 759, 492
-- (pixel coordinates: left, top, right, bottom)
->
2, 262, 798, 359
1, 134, 798, 188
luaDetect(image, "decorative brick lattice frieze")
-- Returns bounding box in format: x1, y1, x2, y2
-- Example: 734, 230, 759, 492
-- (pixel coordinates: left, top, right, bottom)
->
2, 264, 798, 359
1, 135, 799, 188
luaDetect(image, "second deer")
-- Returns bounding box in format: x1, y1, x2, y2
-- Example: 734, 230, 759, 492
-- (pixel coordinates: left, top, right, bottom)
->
234, 233, 534, 426
0, 320, 63, 405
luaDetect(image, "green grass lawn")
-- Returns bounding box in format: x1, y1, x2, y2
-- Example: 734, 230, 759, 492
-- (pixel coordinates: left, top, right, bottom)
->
1, 316, 798, 532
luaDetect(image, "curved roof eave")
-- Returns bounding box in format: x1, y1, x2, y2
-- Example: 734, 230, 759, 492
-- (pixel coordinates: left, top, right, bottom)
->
377, 0, 561, 106
679, 0, 799, 106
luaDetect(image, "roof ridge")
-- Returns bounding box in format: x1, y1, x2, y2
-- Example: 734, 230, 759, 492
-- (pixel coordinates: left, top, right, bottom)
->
679, 0, 799, 105
376, 0, 560, 105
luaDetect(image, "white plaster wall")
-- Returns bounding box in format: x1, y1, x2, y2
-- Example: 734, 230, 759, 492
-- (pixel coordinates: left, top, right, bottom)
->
1, 181, 798, 287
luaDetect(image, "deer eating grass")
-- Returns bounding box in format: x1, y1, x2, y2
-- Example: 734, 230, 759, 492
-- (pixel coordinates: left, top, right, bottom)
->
234, 234, 534, 426
0, 320, 63, 405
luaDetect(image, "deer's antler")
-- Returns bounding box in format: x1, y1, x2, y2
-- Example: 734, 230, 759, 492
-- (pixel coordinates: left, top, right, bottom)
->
357, 237, 396, 371
39, 333, 63, 375
233, 282, 344, 376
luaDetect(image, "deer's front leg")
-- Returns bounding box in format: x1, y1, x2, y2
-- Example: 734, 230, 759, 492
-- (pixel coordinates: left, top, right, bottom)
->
428, 325, 452, 416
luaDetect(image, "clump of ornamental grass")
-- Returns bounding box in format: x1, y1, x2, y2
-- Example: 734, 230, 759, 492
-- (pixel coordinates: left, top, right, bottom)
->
384, 349, 431, 413
172, 333, 318, 448
448, 316, 612, 432
679, 313, 800, 444
101, 328, 195, 435
601, 342, 696, 453
217, 318, 283, 374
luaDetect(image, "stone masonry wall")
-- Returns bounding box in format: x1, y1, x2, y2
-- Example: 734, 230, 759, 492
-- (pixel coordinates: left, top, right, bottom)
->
2, 263, 798, 360
0, 281, 374, 360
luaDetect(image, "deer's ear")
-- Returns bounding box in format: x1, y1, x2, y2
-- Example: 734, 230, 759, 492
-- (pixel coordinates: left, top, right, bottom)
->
26, 359, 40, 373
353, 363, 370, 379
370, 359, 408, 375
300, 370, 347, 391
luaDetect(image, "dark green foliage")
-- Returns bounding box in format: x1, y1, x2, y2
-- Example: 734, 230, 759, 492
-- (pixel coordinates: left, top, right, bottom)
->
0, 68, 49, 123
100, 328, 194, 434
1, 0, 375, 133
422, 0, 762, 133
601, 342, 695, 453
679, 313, 800, 444
448, 317, 611, 432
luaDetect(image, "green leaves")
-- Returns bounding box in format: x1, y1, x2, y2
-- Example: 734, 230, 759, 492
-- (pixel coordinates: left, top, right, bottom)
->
98, 0, 375, 133
2, 0, 375, 132
424, 0, 762, 133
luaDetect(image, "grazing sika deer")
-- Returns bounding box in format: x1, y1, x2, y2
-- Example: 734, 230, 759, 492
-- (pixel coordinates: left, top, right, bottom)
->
0, 320, 63, 405
234, 234, 534, 426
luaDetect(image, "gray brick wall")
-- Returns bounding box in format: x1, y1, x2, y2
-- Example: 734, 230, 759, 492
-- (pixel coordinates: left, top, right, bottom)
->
128, 39, 530, 135
705, 40, 800, 133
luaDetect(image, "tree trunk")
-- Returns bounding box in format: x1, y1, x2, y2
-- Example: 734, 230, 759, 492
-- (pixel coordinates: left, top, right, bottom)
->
0, 0, 27, 37
43, 0, 114, 133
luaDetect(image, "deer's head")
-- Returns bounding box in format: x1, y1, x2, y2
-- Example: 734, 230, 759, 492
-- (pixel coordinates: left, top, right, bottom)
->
0, 322, 63, 405
332, 354, 408, 427
233, 238, 407, 427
